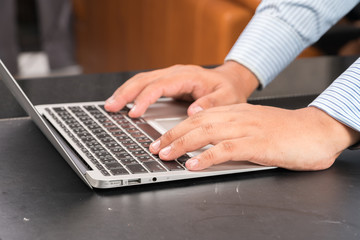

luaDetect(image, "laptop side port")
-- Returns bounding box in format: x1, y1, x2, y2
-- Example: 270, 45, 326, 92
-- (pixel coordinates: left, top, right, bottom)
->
128, 178, 141, 185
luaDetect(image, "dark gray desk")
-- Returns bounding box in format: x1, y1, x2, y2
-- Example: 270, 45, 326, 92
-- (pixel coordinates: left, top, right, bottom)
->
1, 56, 360, 240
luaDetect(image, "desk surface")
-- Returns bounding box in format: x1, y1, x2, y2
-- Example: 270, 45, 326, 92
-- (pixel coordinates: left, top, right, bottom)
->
1, 56, 360, 240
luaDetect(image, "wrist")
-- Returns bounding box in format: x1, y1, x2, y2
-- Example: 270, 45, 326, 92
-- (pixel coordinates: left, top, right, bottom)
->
214, 60, 259, 99
304, 107, 360, 151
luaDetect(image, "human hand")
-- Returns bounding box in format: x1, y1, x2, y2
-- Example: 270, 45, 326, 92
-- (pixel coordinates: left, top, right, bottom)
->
104, 61, 259, 117
150, 104, 360, 171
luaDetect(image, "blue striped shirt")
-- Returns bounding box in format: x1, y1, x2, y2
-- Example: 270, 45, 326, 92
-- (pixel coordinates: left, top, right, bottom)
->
225, 0, 360, 132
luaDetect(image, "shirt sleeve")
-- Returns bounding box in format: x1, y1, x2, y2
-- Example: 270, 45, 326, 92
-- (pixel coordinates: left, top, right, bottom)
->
309, 58, 360, 132
225, 0, 360, 88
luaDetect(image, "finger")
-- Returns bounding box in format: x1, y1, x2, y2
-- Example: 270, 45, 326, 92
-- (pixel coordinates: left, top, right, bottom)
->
104, 68, 169, 112
150, 111, 228, 154
157, 122, 248, 160
129, 76, 197, 117
150, 109, 248, 156
104, 74, 151, 112
127, 84, 176, 118
187, 88, 240, 116
185, 138, 262, 170
196, 103, 256, 118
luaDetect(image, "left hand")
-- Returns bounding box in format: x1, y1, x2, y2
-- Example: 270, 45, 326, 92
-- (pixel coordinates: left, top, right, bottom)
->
149, 104, 360, 171
104, 61, 259, 117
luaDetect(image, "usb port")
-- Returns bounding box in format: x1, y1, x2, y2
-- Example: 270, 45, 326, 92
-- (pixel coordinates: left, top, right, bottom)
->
128, 179, 141, 185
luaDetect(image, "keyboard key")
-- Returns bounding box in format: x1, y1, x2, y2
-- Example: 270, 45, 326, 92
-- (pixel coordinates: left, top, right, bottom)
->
105, 162, 122, 170
105, 142, 120, 149
127, 145, 142, 152
87, 124, 101, 130
177, 155, 190, 165
94, 150, 110, 158
126, 164, 148, 174
110, 168, 129, 176
83, 105, 98, 111
100, 137, 115, 144
130, 118, 145, 124
111, 115, 125, 120
76, 131, 91, 137
116, 136, 132, 142
95, 133, 110, 139
97, 118, 113, 124
126, 128, 138, 134
132, 150, 148, 157
113, 152, 132, 158
91, 128, 105, 134
137, 123, 162, 140
101, 157, 118, 165
143, 161, 167, 172
92, 114, 107, 120
161, 160, 185, 171
136, 137, 151, 142
103, 123, 116, 128
140, 141, 152, 148
137, 155, 154, 162
101, 170, 111, 176
121, 140, 137, 146
119, 158, 139, 165
53, 107, 67, 112
108, 127, 120, 132
95, 163, 110, 176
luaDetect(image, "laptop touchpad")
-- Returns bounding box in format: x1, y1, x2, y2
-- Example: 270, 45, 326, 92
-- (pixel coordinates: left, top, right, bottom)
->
148, 117, 186, 134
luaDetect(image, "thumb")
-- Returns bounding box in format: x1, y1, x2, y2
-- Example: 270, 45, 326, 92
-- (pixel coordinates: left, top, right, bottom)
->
187, 90, 229, 116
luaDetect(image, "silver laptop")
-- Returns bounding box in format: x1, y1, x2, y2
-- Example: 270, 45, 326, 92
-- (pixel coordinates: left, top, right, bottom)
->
0, 60, 274, 189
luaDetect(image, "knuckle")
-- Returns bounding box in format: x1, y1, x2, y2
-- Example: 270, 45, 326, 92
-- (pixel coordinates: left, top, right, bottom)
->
189, 112, 205, 126
143, 86, 159, 99
135, 72, 147, 79
202, 149, 217, 166
200, 123, 216, 136
229, 93, 241, 103
220, 140, 236, 154
189, 64, 203, 72
207, 97, 217, 108
163, 128, 176, 142
175, 135, 187, 148
240, 102, 252, 109
171, 64, 184, 69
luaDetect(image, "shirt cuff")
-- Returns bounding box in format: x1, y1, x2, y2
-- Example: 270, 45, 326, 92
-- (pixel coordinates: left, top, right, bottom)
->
309, 58, 360, 149
225, 13, 305, 88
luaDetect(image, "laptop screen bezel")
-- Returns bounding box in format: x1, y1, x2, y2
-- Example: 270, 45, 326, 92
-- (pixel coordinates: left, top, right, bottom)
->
0, 60, 92, 188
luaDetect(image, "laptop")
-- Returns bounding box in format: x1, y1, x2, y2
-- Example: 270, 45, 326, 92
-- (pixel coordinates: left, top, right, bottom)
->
0, 60, 275, 189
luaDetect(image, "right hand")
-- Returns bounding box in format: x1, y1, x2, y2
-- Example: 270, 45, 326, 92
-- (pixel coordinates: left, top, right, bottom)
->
104, 61, 259, 117
150, 104, 360, 171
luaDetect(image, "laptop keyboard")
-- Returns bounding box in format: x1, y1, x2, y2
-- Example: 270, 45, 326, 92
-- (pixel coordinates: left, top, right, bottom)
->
45, 105, 189, 176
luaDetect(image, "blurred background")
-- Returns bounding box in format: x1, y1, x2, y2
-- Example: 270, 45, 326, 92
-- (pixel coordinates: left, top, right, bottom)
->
0, 0, 359, 78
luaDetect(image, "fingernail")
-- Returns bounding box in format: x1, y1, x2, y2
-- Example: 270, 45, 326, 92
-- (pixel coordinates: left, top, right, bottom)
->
129, 104, 137, 114
187, 158, 199, 169
105, 96, 115, 105
150, 139, 160, 152
191, 105, 203, 114
160, 145, 172, 156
